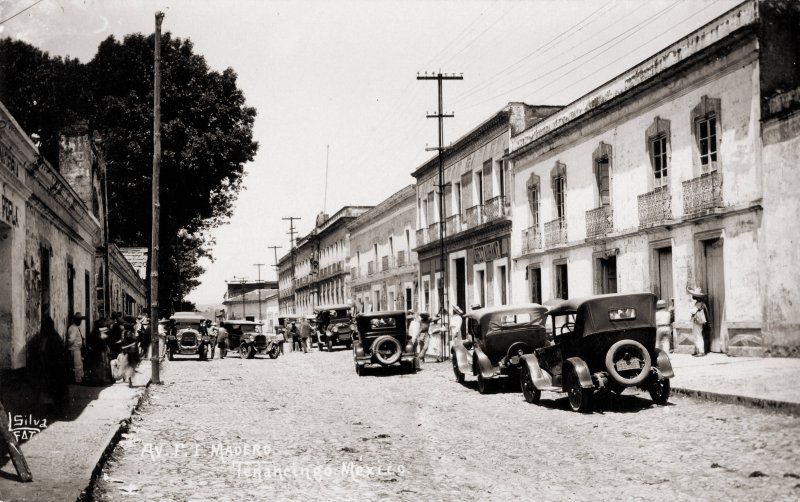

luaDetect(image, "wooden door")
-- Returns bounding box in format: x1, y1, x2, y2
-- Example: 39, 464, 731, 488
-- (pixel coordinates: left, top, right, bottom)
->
657, 247, 673, 303
704, 239, 725, 352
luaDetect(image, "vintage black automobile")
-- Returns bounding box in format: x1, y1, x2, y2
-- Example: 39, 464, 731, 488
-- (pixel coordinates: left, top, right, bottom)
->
315, 304, 355, 351
353, 311, 416, 375
519, 293, 674, 412
167, 312, 210, 360
451, 304, 549, 394
221, 320, 281, 359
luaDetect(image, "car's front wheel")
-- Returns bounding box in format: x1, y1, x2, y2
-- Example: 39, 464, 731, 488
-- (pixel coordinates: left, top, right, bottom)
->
649, 377, 671, 405
520, 364, 541, 404
477, 372, 493, 394
268, 343, 280, 359
452, 352, 465, 384
239, 344, 248, 359
566, 369, 592, 413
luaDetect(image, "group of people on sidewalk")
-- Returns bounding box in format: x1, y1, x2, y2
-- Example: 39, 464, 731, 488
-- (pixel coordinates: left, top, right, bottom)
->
30, 311, 152, 409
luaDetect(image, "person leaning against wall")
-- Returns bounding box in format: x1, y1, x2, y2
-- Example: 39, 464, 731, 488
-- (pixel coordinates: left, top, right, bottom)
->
66, 312, 87, 384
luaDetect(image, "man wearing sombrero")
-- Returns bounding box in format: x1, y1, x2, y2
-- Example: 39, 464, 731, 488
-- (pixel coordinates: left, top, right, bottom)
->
687, 285, 709, 356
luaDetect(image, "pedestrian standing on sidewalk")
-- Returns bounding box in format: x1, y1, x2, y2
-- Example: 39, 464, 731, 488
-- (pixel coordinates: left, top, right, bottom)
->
688, 285, 709, 356
290, 322, 299, 352
118, 323, 140, 386
298, 317, 310, 353
655, 299, 672, 353
66, 312, 86, 384
108, 312, 123, 359
32, 315, 68, 407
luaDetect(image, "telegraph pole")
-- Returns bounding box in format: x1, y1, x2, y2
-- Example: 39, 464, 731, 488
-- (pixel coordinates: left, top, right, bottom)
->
417, 71, 462, 360
254, 263, 265, 322
269, 245, 283, 273
150, 11, 165, 384
268, 245, 283, 313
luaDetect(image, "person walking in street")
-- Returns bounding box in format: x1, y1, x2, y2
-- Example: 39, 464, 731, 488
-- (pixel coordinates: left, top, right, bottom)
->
118, 323, 140, 386
138, 317, 152, 360
66, 312, 86, 384
290, 322, 299, 352
688, 285, 709, 356
655, 299, 673, 353
298, 317, 311, 354
216, 324, 229, 359
413, 312, 432, 370
108, 312, 123, 359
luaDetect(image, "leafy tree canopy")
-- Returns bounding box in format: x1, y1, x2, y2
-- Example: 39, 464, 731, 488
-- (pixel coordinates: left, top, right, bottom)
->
0, 34, 258, 314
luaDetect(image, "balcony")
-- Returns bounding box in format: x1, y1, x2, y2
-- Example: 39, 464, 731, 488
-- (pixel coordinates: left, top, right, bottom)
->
416, 227, 429, 247
464, 204, 484, 228
683, 171, 722, 218
446, 213, 462, 234
396, 250, 406, 267
586, 205, 613, 240
484, 195, 507, 221
367, 261, 375, 276
428, 222, 441, 242
638, 186, 672, 228
544, 218, 567, 247
521, 226, 542, 254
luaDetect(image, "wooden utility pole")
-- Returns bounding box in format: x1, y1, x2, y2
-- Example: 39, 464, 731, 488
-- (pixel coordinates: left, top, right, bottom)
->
150, 11, 164, 384
254, 263, 265, 321
417, 71, 462, 361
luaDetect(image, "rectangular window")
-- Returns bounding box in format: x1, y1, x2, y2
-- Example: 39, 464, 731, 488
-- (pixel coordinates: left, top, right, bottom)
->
697, 116, 717, 171
405, 287, 413, 311
597, 158, 610, 206
426, 192, 435, 224
497, 265, 507, 305
528, 185, 540, 227
555, 263, 568, 299
553, 176, 566, 220
651, 135, 668, 188
498, 160, 506, 198
475, 171, 485, 205
477, 270, 486, 307
454, 182, 462, 215
529, 267, 542, 304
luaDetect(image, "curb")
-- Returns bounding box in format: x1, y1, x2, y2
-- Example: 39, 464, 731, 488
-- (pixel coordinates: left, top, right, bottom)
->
672, 386, 800, 417
76, 377, 154, 502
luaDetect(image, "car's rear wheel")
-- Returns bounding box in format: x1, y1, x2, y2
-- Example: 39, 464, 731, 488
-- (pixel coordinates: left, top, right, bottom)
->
520, 364, 541, 404
477, 372, 492, 394
566, 369, 592, 413
649, 377, 671, 405
452, 352, 465, 384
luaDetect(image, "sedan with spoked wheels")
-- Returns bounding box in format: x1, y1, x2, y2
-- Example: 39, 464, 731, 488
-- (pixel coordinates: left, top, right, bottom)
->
518, 293, 674, 413
353, 311, 416, 375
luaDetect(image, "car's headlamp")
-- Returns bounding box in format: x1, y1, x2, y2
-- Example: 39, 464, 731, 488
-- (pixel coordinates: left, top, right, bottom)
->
332, 326, 339, 333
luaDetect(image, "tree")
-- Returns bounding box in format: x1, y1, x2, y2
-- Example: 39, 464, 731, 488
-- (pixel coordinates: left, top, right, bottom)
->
0, 34, 258, 315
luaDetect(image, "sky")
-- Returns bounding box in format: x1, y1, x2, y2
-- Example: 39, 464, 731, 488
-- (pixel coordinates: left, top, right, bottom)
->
0, 0, 744, 305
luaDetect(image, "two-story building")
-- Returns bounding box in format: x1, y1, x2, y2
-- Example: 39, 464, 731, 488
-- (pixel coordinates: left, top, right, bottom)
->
508, 0, 800, 357
347, 185, 418, 313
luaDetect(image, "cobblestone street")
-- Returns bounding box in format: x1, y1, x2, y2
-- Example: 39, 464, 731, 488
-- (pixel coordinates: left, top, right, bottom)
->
93, 347, 800, 501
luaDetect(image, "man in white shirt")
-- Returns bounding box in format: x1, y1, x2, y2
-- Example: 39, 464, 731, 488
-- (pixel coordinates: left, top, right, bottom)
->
66, 312, 86, 384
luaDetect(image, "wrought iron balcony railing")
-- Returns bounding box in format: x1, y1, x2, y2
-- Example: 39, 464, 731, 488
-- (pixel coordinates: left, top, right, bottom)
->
521, 226, 542, 254
638, 186, 672, 228
464, 204, 484, 228
484, 196, 507, 221
586, 205, 613, 240
683, 171, 722, 218
544, 218, 567, 247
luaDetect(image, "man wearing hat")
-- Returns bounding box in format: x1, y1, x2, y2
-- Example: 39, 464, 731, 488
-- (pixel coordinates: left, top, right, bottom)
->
66, 311, 86, 384
655, 299, 672, 353
687, 285, 709, 356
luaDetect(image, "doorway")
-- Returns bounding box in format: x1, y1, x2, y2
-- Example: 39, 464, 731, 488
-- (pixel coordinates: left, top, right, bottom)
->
656, 247, 674, 303
703, 238, 725, 352
529, 266, 542, 304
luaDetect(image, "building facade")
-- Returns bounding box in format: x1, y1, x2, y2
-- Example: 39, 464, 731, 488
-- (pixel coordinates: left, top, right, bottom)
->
107, 244, 146, 318
347, 185, 418, 314
286, 206, 371, 315
507, 0, 800, 357
1, 103, 101, 370
277, 253, 295, 315
222, 288, 279, 331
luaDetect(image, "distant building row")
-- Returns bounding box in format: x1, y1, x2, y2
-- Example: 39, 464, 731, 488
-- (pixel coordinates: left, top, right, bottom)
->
277, 0, 800, 357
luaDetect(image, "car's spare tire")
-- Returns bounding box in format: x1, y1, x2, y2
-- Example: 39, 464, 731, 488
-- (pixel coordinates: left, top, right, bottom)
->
372, 335, 402, 366
604, 339, 652, 386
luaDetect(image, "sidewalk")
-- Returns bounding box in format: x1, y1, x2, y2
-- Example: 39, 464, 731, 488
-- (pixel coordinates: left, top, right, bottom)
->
668, 353, 800, 415
0, 369, 150, 502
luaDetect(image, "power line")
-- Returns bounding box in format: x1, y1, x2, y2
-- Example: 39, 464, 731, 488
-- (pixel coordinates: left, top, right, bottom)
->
0, 0, 45, 26
421, 0, 498, 70
439, 1, 518, 70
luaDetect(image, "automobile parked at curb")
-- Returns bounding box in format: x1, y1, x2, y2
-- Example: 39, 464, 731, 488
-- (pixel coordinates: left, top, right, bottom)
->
167, 312, 210, 361
315, 304, 355, 351
451, 304, 549, 394
353, 311, 416, 375
221, 320, 281, 359
518, 292, 674, 413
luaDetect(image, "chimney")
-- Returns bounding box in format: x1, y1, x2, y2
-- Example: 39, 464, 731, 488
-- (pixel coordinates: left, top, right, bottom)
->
315, 212, 329, 227
58, 121, 96, 211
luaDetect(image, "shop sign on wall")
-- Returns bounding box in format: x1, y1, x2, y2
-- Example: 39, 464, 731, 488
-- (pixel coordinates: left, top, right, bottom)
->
473, 241, 501, 264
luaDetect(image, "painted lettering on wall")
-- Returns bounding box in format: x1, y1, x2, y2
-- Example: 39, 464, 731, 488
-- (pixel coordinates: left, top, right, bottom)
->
1, 142, 22, 178
473, 241, 501, 264
1, 194, 18, 226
